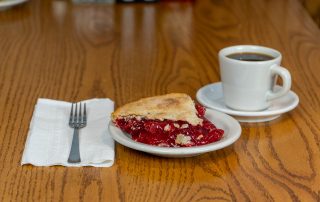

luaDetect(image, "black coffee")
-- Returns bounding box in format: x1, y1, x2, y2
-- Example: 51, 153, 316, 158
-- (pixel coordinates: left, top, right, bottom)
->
226, 52, 274, 61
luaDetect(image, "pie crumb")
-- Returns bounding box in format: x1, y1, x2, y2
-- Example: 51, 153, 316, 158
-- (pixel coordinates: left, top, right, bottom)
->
174, 123, 180, 128
164, 124, 171, 131
175, 134, 191, 145
181, 124, 189, 129
197, 135, 203, 140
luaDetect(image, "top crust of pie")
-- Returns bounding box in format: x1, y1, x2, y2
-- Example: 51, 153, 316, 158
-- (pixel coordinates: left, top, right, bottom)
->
112, 93, 203, 126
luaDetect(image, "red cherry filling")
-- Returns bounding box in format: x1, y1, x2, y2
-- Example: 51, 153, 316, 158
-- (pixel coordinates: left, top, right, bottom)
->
114, 104, 224, 147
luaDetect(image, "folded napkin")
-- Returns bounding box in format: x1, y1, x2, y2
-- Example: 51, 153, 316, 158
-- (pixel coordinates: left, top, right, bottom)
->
21, 98, 115, 167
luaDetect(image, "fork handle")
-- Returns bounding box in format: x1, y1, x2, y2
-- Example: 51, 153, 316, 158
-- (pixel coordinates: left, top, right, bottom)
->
68, 128, 81, 163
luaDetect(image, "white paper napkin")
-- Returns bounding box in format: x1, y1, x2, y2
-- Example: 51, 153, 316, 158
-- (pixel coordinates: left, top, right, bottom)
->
21, 98, 115, 167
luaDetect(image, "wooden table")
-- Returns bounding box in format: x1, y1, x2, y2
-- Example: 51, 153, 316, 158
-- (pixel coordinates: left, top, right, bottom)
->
0, 0, 319, 201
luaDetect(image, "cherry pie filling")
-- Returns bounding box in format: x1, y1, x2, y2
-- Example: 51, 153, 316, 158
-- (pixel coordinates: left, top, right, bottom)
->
114, 104, 224, 147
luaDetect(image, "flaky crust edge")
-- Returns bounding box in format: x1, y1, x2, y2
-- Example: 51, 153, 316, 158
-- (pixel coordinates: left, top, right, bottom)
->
111, 93, 203, 126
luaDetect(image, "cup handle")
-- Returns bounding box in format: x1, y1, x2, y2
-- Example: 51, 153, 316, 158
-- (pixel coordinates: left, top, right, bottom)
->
266, 64, 291, 101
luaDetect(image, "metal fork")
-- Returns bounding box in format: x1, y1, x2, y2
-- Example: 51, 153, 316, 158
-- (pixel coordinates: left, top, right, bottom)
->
68, 102, 87, 163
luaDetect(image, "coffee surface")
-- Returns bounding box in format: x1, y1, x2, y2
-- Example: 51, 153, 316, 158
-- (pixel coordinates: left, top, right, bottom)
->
227, 52, 274, 61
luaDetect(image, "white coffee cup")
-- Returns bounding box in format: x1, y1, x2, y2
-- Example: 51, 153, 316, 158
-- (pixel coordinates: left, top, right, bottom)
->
218, 45, 291, 111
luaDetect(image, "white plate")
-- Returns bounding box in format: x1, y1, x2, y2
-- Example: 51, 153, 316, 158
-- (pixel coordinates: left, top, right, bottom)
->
109, 109, 241, 158
196, 82, 299, 123
0, 0, 27, 10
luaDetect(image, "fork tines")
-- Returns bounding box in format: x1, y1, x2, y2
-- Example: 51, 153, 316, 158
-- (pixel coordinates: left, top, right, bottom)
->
69, 102, 87, 129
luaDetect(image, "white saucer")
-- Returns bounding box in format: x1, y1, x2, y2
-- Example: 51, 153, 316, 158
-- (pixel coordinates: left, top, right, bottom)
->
0, 0, 27, 10
109, 109, 241, 158
196, 82, 299, 123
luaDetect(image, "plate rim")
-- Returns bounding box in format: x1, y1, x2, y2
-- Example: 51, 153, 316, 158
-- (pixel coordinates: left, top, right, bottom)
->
108, 109, 241, 156
0, 0, 28, 8
196, 82, 299, 117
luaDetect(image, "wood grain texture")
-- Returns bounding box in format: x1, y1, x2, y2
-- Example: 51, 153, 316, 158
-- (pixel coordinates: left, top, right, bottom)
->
300, 0, 320, 26
0, 0, 319, 201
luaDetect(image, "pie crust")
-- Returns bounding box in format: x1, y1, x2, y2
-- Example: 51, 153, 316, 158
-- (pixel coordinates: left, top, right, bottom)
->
112, 93, 203, 126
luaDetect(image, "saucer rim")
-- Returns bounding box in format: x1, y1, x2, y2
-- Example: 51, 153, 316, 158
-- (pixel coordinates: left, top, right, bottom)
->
196, 82, 299, 117
0, 0, 28, 8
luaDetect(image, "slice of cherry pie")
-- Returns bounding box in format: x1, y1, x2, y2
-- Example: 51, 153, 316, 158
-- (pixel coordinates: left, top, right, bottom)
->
112, 93, 224, 147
